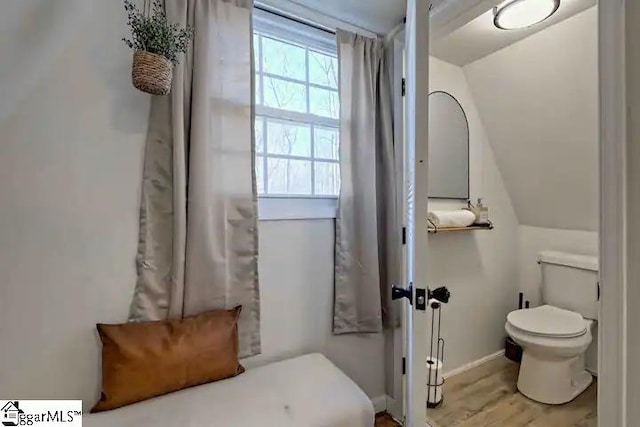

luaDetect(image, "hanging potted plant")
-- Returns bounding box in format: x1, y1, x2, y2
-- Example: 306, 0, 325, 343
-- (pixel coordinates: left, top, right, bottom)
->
123, 0, 194, 96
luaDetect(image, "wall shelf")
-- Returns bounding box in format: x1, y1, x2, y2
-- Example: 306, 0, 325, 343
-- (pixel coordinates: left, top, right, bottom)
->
428, 222, 494, 234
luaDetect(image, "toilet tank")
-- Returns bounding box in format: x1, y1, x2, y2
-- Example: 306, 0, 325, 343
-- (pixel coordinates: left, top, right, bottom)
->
539, 251, 599, 320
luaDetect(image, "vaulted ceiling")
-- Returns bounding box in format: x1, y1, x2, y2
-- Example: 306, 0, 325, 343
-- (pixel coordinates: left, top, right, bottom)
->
463, 7, 598, 231
432, 0, 596, 66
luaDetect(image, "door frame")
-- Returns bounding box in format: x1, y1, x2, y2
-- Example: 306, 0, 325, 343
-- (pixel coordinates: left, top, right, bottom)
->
598, 0, 627, 425
402, 0, 431, 425
386, 28, 408, 424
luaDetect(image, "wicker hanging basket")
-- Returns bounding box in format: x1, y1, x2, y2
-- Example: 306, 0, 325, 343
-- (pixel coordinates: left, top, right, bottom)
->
131, 50, 173, 96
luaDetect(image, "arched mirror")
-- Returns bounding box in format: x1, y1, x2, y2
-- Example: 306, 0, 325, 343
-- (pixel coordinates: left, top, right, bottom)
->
428, 91, 470, 199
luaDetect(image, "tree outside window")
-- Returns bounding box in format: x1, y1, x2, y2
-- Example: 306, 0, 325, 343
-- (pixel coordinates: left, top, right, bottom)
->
254, 32, 340, 197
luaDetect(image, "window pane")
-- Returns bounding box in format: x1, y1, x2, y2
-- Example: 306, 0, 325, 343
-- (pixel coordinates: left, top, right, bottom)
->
262, 37, 306, 81
267, 158, 312, 195
251, 27, 340, 198
255, 116, 264, 153
314, 162, 339, 196
309, 87, 339, 119
263, 76, 307, 113
256, 155, 265, 194
314, 127, 339, 160
267, 120, 311, 157
309, 51, 338, 89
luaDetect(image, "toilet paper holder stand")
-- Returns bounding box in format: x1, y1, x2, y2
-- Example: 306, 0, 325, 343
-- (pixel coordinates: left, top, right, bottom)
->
427, 297, 447, 409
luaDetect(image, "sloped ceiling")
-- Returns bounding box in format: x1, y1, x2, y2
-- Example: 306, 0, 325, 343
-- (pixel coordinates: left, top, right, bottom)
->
463, 6, 598, 231
432, 0, 596, 66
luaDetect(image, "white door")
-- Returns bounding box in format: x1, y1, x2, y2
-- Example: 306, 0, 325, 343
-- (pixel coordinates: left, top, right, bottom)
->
403, 0, 430, 426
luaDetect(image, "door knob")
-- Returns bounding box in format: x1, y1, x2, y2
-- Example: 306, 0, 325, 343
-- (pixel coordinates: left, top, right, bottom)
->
429, 287, 451, 304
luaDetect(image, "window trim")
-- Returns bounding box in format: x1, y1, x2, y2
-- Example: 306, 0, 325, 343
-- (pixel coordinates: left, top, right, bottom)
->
258, 196, 338, 221
254, 7, 338, 56
256, 105, 339, 128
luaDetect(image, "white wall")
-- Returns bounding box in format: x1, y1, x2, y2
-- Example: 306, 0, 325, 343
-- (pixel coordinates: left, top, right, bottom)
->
0, 0, 149, 410
0, 0, 96, 123
0, 1, 385, 411
247, 220, 386, 400
463, 7, 599, 232
428, 58, 520, 372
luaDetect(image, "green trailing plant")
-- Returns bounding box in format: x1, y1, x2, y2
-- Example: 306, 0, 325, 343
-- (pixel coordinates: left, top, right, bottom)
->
123, 0, 194, 65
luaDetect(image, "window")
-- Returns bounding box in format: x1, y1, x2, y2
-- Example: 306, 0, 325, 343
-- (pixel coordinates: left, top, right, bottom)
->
254, 11, 340, 199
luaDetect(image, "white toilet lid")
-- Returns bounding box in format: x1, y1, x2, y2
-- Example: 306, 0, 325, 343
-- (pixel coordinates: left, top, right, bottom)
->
507, 305, 587, 338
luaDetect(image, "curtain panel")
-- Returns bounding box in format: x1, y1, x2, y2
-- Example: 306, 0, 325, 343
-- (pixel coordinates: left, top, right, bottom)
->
129, 0, 261, 358
333, 30, 400, 334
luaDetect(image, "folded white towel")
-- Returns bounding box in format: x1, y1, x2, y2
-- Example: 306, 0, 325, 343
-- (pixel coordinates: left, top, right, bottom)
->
428, 210, 476, 229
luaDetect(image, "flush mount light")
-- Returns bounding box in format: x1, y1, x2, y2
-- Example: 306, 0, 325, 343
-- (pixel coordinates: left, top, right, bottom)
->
493, 0, 560, 30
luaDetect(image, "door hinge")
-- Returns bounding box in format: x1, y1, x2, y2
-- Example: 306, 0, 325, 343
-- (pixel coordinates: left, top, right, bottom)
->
402, 357, 406, 375
402, 78, 406, 97
402, 226, 407, 245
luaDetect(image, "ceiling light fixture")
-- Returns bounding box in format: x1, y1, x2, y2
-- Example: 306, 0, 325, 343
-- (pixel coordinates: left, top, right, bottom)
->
493, 0, 560, 30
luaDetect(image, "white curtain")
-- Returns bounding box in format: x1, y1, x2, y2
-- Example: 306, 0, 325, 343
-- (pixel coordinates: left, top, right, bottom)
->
129, 0, 261, 357
334, 30, 399, 334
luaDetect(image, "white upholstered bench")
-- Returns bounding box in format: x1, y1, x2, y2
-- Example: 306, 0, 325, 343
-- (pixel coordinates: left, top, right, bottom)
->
85, 353, 375, 427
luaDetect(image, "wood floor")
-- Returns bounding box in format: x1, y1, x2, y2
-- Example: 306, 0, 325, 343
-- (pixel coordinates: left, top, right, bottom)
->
375, 356, 597, 427
427, 357, 597, 427
375, 413, 401, 427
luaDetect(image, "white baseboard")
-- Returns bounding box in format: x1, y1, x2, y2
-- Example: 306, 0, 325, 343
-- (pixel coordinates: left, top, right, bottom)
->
443, 350, 506, 379
371, 395, 388, 414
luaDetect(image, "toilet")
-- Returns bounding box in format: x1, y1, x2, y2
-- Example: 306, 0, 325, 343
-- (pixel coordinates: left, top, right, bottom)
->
506, 251, 598, 405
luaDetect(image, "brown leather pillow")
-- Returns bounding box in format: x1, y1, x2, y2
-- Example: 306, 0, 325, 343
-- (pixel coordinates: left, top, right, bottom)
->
92, 306, 245, 413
